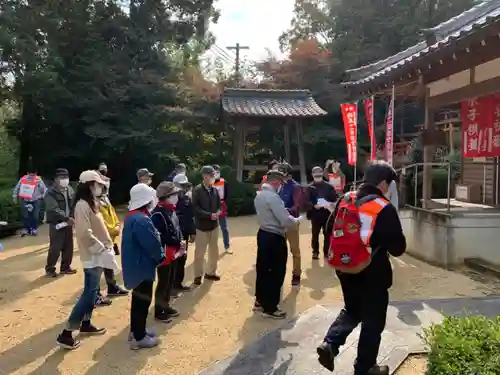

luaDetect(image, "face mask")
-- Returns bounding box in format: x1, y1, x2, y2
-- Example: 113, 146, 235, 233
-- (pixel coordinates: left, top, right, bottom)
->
167, 195, 179, 205
147, 201, 155, 213
92, 184, 103, 197
214, 172, 220, 179
185, 190, 192, 199
59, 178, 69, 188
313, 176, 323, 182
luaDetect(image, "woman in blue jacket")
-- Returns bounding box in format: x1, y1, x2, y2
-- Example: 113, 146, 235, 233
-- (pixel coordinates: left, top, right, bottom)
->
121, 183, 164, 350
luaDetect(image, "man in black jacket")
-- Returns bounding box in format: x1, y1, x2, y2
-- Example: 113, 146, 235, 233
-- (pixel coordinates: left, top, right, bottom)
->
192, 165, 221, 285
173, 173, 196, 292
308, 166, 337, 260
317, 161, 406, 375
44, 168, 76, 277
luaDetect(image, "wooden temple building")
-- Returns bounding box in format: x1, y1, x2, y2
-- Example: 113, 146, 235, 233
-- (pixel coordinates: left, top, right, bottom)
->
220, 88, 327, 184
342, 0, 500, 269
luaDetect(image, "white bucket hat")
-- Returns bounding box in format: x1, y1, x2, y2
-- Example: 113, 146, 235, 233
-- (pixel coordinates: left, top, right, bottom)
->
129, 183, 155, 211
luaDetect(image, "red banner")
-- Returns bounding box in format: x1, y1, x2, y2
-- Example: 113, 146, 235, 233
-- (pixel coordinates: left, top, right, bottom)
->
340, 103, 357, 166
363, 97, 376, 161
461, 95, 499, 158
385, 98, 394, 164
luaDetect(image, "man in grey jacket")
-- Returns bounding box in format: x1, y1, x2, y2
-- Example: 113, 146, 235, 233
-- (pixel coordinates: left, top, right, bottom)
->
254, 170, 301, 319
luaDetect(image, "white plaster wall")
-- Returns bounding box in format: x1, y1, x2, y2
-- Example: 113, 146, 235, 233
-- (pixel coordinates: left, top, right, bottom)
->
474, 57, 500, 82
427, 69, 470, 97
401, 209, 500, 267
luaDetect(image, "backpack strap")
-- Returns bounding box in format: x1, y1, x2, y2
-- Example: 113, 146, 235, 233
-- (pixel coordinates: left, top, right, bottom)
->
354, 194, 381, 207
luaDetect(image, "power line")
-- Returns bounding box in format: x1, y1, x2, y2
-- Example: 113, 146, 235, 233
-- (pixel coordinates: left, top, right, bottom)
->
226, 43, 249, 85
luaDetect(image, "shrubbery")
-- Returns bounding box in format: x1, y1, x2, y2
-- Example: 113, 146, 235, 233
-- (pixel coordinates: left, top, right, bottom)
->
424, 315, 500, 375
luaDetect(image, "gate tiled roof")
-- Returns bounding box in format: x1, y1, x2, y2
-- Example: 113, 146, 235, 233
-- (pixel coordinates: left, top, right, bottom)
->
221, 89, 327, 117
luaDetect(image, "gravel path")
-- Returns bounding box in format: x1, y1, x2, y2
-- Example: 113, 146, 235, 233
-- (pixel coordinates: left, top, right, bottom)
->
0, 216, 497, 375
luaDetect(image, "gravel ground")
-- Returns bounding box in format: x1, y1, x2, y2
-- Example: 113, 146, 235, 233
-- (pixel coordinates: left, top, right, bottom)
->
0, 216, 498, 375
395, 355, 428, 375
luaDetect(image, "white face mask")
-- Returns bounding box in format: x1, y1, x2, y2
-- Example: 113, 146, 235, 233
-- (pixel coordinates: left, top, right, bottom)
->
92, 184, 103, 197
167, 195, 179, 205
147, 201, 155, 213
185, 191, 192, 199
59, 178, 69, 188
313, 176, 323, 182
214, 172, 220, 179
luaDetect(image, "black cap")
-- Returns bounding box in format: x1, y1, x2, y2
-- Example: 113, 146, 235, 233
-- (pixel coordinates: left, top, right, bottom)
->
200, 165, 215, 175
137, 168, 153, 179
213, 164, 221, 171
55, 168, 69, 177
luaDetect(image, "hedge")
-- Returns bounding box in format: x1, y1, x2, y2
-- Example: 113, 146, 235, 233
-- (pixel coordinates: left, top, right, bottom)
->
424, 315, 500, 375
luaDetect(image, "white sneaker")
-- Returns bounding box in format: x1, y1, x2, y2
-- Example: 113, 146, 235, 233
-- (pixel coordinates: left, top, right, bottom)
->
130, 335, 159, 350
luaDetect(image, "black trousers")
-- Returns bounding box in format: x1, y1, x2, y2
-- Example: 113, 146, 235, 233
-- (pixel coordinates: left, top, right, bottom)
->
311, 214, 329, 256
130, 280, 154, 341
174, 254, 187, 288
255, 229, 288, 313
323, 277, 389, 375
46, 225, 74, 273
154, 263, 174, 314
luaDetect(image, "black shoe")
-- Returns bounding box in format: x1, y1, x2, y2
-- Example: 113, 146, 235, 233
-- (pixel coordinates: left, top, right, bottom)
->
252, 301, 263, 312
45, 270, 58, 278
80, 322, 107, 335
317, 342, 337, 372
107, 285, 129, 297
291, 274, 301, 286
204, 273, 220, 281
155, 311, 173, 323
312, 253, 320, 260
193, 277, 202, 286
174, 284, 191, 292
164, 306, 180, 317
261, 309, 287, 319
95, 295, 112, 307
60, 268, 77, 275
56, 332, 81, 350
365, 365, 390, 375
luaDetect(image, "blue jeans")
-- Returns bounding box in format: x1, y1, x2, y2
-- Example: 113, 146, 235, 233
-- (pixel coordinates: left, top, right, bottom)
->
20, 199, 40, 232
218, 216, 230, 249
67, 267, 102, 330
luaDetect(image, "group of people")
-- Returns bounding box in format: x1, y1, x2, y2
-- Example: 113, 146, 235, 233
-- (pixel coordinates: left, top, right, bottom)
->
255, 159, 405, 375
13, 157, 405, 375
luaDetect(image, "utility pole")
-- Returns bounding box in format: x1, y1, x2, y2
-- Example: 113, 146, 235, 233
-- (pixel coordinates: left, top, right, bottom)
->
226, 42, 249, 85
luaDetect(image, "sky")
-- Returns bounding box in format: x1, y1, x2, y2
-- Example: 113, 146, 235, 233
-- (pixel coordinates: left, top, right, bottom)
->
205, 0, 295, 70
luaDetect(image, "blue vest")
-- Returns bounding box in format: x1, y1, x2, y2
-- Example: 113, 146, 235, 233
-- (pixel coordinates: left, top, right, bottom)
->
279, 179, 297, 210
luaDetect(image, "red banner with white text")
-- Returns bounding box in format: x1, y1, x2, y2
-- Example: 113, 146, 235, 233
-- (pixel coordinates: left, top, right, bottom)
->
385, 97, 394, 164
461, 94, 500, 158
363, 97, 376, 161
340, 103, 358, 166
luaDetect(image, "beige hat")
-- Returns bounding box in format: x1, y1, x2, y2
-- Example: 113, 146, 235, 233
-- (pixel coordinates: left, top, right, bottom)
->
129, 183, 156, 210
79, 170, 106, 185
156, 181, 180, 198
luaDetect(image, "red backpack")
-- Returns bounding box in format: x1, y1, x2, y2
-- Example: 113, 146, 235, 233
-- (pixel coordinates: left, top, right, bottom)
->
327, 193, 387, 274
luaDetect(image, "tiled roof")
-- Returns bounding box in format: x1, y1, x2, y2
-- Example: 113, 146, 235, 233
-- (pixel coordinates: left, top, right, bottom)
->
343, 0, 500, 87
221, 89, 327, 117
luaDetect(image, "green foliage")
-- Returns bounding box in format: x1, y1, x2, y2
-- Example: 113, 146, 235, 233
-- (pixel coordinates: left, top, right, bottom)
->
186, 165, 256, 217
424, 315, 500, 375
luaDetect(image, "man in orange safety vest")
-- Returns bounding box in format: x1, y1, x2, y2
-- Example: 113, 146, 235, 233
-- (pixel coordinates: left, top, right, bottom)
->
13, 169, 47, 236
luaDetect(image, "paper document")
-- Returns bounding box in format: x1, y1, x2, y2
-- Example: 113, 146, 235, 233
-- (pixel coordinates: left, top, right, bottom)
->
317, 198, 330, 207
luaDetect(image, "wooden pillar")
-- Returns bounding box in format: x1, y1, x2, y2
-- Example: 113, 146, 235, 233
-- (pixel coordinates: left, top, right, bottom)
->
283, 122, 291, 162
295, 120, 307, 185
235, 123, 244, 182
422, 89, 435, 208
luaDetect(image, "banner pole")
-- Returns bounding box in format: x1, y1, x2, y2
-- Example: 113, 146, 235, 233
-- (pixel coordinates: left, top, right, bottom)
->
371, 94, 375, 160
354, 101, 358, 189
